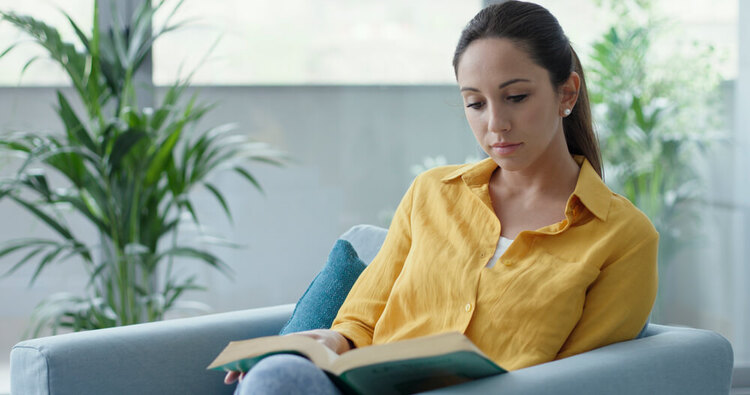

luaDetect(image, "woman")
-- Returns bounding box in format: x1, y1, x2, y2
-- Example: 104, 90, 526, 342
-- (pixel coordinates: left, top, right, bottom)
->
227, 1, 658, 393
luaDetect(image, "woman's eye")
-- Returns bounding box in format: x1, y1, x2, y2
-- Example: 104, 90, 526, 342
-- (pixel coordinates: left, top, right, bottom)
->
507, 94, 527, 103
466, 102, 484, 109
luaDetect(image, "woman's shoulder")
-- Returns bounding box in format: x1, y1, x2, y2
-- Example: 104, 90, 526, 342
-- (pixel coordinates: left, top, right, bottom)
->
605, 192, 659, 239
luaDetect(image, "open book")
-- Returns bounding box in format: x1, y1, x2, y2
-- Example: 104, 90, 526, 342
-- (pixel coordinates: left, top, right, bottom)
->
207, 331, 506, 395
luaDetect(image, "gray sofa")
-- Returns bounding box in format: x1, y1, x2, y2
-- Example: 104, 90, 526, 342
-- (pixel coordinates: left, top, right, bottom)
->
10, 225, 735, 394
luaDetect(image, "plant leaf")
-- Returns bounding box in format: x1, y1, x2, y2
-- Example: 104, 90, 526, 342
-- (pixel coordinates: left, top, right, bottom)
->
2, 247, 46, 278
155, 246, 232, 275
9, 195, 74, 240
109, 128, 147, 171
144, 121, 183, 186
203, 182, 232, 224
61, 9, 90, 52
29, 246, 65, 286
0, 42, 21, 59
234, 166, 264, 194
19, 55, 42, 79
57, 92, 98, 154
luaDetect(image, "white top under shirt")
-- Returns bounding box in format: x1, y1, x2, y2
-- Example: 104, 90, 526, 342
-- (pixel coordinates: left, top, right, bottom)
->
485, 236, 514, 268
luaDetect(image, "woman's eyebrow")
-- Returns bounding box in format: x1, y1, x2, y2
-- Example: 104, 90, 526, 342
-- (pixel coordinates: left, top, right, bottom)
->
499, 78, 530, 88
460, 78, 531, 92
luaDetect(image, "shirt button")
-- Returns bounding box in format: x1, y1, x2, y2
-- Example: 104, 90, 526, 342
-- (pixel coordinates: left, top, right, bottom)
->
465, 303, 473, 313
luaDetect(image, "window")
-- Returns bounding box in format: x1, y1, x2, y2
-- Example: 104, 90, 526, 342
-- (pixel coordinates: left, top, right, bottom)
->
0, 0, 93, 86
152, 0, 482, 85
534, 0, 737, 78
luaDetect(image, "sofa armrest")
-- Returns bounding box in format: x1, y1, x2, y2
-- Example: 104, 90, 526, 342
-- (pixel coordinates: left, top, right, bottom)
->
425, 324, 734, 395
10, 304, 295, 395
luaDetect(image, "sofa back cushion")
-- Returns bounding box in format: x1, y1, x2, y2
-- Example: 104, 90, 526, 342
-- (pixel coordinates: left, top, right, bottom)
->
279, 225, 387, 334
279, 239, 366, 334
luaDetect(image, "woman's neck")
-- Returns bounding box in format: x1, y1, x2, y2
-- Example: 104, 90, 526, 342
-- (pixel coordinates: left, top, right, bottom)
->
493, 146, 580, 202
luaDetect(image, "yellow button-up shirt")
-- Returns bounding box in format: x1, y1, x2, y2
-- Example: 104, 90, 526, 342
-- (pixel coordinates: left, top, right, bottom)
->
331, 156, 658, 371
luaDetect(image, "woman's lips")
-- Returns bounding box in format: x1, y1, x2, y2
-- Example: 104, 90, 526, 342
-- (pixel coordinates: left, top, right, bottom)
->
491, 142, 523, 155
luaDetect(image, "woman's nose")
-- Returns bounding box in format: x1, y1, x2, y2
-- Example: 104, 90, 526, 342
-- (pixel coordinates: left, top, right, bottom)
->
487, 104, 510, 134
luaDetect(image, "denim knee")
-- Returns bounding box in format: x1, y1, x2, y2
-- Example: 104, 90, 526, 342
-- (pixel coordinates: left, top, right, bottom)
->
234, 354, 342, 395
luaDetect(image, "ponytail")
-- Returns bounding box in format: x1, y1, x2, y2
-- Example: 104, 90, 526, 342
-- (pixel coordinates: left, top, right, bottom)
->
564, 47, 603, 178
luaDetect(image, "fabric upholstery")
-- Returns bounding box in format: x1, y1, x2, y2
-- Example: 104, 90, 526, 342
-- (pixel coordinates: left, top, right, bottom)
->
338, 224, 387, 265
10, 305, 295, 395
279, 239, 366, 335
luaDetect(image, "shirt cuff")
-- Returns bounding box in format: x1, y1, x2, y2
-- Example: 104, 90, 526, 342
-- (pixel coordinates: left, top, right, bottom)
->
330, 322, 374, 349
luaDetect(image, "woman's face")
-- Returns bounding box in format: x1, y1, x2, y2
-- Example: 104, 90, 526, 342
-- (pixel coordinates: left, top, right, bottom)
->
457, 38, 576, 173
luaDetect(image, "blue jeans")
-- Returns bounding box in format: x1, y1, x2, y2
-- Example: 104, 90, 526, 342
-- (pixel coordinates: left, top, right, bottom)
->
234, 354, 343, 395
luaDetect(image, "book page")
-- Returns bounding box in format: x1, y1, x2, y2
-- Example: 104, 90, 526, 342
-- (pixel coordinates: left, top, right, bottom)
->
207, 334, 339, 371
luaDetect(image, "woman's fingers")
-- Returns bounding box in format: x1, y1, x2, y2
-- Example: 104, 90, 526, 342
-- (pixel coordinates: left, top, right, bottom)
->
292, 329, 351, 354
224, 370, 240, 384
224, 370, 248, 385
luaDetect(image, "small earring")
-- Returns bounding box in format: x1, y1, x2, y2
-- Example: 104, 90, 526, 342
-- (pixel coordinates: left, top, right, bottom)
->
563, 108, 572, 116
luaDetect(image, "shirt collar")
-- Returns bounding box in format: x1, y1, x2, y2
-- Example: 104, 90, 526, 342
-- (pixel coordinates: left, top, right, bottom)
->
570, 156, 611, 221
440, 157, 498, 186
440, 155, 612, 221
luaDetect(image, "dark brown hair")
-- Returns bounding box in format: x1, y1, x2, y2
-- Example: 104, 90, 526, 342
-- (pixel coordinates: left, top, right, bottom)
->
452, 1, 602, 177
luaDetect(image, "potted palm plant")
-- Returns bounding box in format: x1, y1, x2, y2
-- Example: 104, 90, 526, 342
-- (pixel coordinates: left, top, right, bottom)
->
587, 0, 725, 320
0, 0, 285, 335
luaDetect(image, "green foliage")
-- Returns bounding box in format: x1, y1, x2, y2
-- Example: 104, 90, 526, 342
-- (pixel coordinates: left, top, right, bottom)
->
0, 0, 285, 336
588, 0, 725, 309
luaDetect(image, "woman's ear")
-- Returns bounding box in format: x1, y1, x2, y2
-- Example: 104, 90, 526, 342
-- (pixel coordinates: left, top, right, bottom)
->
559, 71, 580, 117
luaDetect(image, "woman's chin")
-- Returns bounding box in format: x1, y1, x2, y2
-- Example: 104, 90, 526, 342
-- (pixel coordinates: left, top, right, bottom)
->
489, 153, 529, 172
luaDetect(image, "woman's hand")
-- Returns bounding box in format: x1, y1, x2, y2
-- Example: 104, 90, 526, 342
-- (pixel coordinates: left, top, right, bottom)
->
224, 370, 245, 385
293, 329, 354, 355
223, 329, 353, 385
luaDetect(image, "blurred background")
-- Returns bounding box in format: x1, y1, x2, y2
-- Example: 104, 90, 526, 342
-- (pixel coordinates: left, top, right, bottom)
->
0, 0, 745, 392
